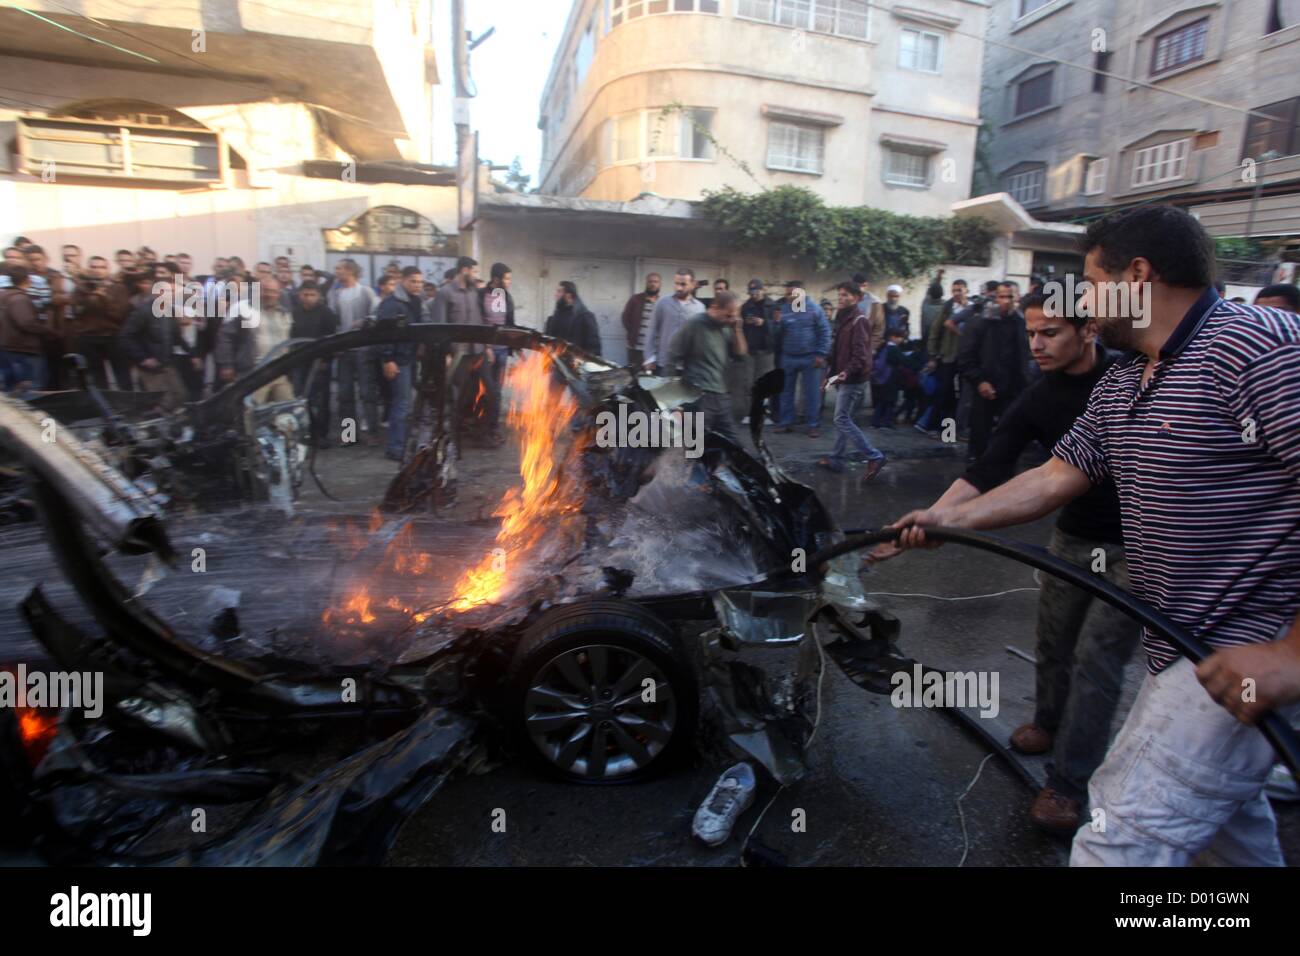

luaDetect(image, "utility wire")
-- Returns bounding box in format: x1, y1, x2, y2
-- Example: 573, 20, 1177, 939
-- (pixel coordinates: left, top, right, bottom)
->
9, 4, 159, 63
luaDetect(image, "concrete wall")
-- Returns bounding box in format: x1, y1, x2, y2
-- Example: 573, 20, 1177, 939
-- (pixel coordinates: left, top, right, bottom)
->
539, 0, 985, 216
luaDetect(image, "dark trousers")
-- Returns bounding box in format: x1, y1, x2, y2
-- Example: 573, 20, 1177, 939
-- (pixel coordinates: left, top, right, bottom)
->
871, 382, 899, 427
73, 334, 134, 391
292, 361, 332, 443
968, 389, 1014, 458
698, 391, 742, 446
929, 360, 958, 431
173, 356, 205, 402
1035, 528, 1141, 801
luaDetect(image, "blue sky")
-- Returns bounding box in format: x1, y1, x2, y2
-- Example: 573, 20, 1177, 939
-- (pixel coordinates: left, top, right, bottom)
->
431, 0, 573, 186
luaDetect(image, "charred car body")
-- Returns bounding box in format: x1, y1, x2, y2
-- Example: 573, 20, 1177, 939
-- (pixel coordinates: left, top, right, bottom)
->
0, 323, 903, 865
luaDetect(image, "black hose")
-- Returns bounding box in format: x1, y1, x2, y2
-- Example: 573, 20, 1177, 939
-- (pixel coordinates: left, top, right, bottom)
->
796, 526, 1300, 781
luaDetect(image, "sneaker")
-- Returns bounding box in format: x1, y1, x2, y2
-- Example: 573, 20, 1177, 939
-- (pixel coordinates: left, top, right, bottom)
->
1265, 763, 1300, 802
692, 762, 757, 847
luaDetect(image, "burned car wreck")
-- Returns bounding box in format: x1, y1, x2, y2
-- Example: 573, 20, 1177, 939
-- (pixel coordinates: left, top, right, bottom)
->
0, 323, 905, 866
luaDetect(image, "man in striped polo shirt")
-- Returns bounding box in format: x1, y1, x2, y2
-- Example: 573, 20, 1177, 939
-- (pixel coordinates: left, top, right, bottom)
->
891, 206, 1300, 865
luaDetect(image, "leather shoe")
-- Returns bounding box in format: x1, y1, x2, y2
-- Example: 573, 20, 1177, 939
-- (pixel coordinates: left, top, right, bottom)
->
1029, 786, 1083, 834
1009, 723, 1051, 754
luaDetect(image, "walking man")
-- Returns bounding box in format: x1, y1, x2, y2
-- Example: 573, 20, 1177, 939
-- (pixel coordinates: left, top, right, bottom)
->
819, 282, 886, 479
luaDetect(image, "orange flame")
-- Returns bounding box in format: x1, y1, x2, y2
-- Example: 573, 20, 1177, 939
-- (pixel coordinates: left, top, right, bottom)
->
321, 350, 582, 630
448, 352, 579, 611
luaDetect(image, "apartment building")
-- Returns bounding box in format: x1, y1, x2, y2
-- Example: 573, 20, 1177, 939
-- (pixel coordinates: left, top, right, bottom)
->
0, 0, 459, 278
980, 0, 1300, 248
537, 0, 988, 216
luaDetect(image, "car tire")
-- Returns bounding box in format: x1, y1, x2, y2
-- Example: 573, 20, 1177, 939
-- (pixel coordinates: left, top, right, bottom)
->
508, 600, 697, 784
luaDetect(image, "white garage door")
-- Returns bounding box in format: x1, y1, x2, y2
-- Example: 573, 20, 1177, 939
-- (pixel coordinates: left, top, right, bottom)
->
542, 257, 636, 361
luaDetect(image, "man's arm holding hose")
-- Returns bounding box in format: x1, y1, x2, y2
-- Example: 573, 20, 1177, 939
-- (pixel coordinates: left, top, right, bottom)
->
887, 455, 1093, 551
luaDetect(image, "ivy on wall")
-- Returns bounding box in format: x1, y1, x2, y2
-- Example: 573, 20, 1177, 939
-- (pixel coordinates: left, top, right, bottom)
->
698, 185, 997, 280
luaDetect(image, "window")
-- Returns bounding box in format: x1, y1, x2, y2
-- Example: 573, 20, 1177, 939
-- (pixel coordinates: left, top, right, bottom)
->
1151, 18, 1208, 74
1017, 0, 1054, 17
20, 117, 221, 184
1083, 157, 1108, 195
609, 112, 641, 163
736, 0, 869, 41
1092, 51, 1111, 92
1014, 70, 1053, 117
1243, 96, 1300, 160
1131, 139, 1189, 186
609, 0, 718, 26
884, 147, 931, 186
1006, 167, 1045, 205
575, 15, 596, 86
899, 28, 942, 73
767, 121, 825, 174
645, 107, 715, 159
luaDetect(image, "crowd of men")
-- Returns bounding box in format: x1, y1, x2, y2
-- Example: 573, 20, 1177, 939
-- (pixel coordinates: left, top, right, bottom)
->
0, 242, 530, 461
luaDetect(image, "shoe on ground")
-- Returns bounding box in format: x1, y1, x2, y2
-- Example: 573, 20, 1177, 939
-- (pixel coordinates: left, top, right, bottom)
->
773, 425, 793, 434
1009, 723, 1051, 755
1029, 786, 1083, 835
862, 457, 886, 482
1265, 763, 1300, 802
815, 457, 845, 473
807, 428, 820, 438
692, 762, 757, 847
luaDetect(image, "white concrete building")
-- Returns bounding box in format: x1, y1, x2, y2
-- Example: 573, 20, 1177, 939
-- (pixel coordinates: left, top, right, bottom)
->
0, 0, 460, 280
537, 0, 988, 215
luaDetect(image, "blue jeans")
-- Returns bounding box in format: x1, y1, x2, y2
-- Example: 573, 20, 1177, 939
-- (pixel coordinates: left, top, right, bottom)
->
830, 382, 884, 464
1, 351, 47, 396
385, 362, 413, 457
779, 354, 822, 429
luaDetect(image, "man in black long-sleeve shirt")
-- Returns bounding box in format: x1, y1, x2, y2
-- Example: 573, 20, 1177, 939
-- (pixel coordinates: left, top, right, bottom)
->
876, 291, 1139, 835
958, 281, 1030, 459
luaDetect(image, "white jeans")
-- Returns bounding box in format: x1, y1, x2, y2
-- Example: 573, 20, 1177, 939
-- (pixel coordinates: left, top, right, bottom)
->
1071, 656, 1290, 866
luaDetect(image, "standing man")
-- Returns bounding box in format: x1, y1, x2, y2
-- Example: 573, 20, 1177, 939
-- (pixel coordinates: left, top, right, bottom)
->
736, 278, 778, 423
69, 255, 133, 391
215, 275, 294, 404
880, 291, 1137, 833
26, 246, 70, 389
480, 262, 516, 444
667, 289, 746, 447
433, 256, 497, 438
959, 281, 1029, 459
0, 265, 59, 395
891, 206, 1300, 866
643, 268, 703, 374
773, 280, 832, 437
918, 278, 971, 435
376, 267, 424, 461
544, 281, 601, 356
819, 282, 886, 479
118, 263, 187, 410
883, 284, 911, 339
330, 258, 381, 445
290, 281, 340, 447
620, 273, 661, 368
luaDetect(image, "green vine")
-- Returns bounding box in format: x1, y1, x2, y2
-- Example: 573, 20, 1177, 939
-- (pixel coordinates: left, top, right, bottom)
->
699, 185, 996, 279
